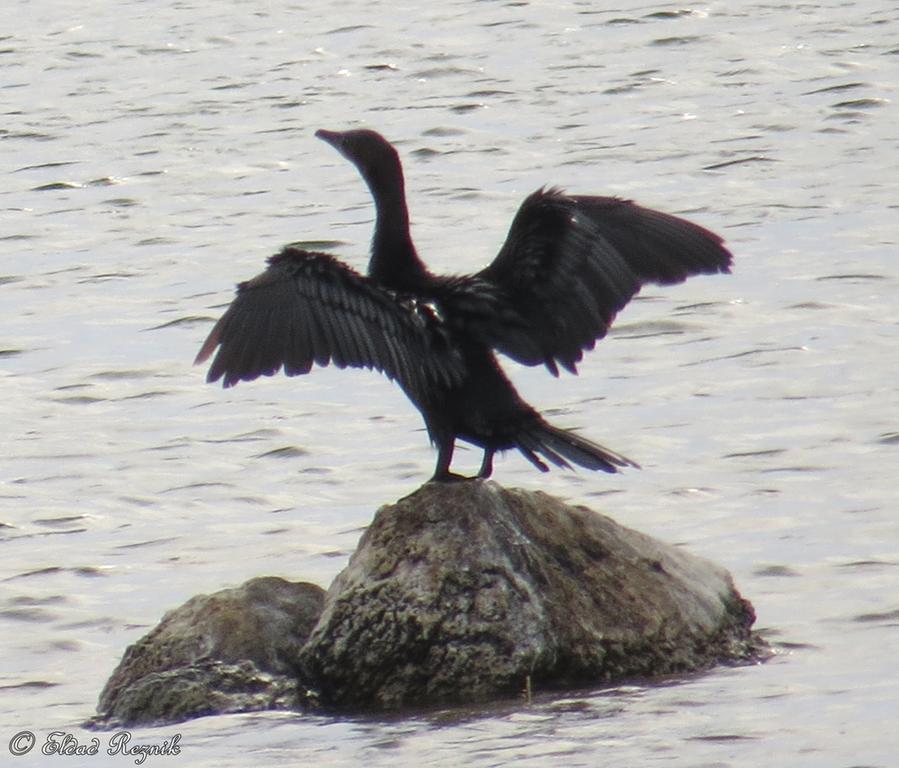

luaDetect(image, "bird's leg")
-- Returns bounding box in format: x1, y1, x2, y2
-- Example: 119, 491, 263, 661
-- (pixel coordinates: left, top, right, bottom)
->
477, 449, 495, 479
431, 438, 480, 482
433, 438, 453, 478
431, 439, 464, 482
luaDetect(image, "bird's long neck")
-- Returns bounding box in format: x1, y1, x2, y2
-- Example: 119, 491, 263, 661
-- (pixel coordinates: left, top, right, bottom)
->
366, 164, 430, 292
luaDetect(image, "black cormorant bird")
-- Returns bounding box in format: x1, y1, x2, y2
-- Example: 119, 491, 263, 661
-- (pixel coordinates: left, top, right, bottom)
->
196, 128, 732, 481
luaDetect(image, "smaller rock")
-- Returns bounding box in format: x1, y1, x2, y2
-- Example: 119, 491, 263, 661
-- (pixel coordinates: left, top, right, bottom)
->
93, 577, 324, 726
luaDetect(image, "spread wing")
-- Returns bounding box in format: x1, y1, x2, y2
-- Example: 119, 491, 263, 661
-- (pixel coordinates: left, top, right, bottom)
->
195, 247, 464, 400
476, 188, 733, 374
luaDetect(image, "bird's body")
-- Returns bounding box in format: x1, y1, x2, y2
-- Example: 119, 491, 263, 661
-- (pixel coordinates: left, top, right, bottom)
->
196, 129, 732, 481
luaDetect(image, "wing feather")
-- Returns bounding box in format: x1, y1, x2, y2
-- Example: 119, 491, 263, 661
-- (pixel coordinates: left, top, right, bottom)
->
196, 247, 464, 399
477, 188, 732, 373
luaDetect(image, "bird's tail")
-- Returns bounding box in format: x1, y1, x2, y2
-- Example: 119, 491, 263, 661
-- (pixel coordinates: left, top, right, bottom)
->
516, 421, 639, 474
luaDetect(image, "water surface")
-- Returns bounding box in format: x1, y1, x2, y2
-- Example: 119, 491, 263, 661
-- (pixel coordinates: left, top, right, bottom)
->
2, 1, 897, 766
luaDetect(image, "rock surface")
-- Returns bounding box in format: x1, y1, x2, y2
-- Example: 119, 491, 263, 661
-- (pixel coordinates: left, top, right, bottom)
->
299, 481, 758, 709
94, 482, 762, 725
93, 576, 325, 726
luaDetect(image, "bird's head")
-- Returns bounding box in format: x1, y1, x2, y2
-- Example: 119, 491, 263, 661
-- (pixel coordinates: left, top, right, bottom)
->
315, 128, 403, 194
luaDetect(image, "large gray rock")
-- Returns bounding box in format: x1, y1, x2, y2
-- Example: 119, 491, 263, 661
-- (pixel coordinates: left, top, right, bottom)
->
93, 482, 762, 725
299, 481, 759, 709
93, 576, 325, 726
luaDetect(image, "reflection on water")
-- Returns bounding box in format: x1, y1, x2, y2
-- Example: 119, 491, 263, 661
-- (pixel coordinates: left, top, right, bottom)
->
2, 0, 897, 766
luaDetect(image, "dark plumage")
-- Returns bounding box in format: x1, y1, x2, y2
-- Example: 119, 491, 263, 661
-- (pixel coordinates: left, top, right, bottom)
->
196, 128, 732, 481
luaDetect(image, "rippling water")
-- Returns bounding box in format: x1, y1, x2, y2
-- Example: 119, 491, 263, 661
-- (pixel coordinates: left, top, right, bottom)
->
2, 0, 897, 765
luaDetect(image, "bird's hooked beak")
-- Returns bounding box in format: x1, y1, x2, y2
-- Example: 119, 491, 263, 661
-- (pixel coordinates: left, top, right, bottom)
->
315, 129, 345, 154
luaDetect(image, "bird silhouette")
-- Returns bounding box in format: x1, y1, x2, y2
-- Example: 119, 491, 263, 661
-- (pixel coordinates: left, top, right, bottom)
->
196, 128, 732, 481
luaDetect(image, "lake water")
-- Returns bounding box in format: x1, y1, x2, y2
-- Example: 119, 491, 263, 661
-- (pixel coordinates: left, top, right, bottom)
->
2, 0, 897, 765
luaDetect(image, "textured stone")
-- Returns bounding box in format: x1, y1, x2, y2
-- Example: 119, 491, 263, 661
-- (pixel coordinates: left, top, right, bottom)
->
94, 483, 763, 725
299, 481, 759, 709
94, 576, 324, 726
